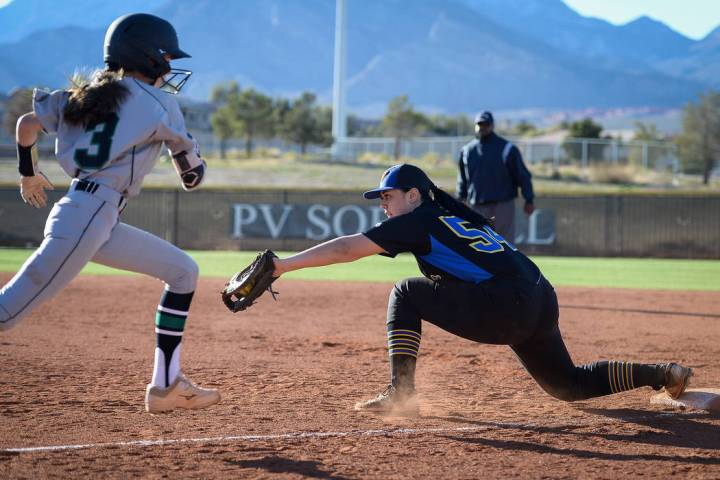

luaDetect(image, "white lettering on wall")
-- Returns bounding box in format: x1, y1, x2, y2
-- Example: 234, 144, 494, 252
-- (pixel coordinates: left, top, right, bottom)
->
232, 204, 258, 238
306, 204, 332, 240
231, 204, 403, 240
514, 209, 556, 245
333, 205, 368, 236
526, 210, 555, 245
258, 204, 294, 239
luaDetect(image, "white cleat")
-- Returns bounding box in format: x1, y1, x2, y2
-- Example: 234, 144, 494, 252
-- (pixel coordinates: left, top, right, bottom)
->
145, 372, 221, 413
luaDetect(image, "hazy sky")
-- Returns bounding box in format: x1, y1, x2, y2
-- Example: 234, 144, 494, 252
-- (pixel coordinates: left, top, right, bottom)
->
563, 0, 720, 39
0, 0, 717, 40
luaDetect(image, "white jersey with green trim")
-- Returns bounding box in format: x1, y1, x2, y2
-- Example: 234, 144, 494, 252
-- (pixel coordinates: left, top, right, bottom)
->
33, 77, 196, 197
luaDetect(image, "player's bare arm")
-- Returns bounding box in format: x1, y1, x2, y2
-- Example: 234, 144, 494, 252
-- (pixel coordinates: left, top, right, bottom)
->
16, 112, 43, 145
222, 235, 383, 312
273, 233, 384, 276
16, 112, 54, 208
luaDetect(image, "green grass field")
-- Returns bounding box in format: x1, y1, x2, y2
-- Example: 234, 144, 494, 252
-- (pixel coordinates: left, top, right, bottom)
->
1, 248, 717, 291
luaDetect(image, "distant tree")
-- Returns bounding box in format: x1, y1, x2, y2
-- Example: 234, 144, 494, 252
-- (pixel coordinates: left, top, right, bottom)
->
563, 117, 604, 162
234, 88, 275, 157
381, 95, 428, 159
347, 114, 381, 137
347, 114, 363, 136
510, 120, 537, 137
278, 92, 332, 154
2, 88, 33, 137
427, 114, 473, 136
209, 82, 241, 159
632, 121, 663, 142
628, 121, 666, 168
676, 92, 720, 184
567, 118, 603, 138
316, 105, 333, 147
210, 106, 237, 160
211, 82, 236, 103
273, 97, 291, 128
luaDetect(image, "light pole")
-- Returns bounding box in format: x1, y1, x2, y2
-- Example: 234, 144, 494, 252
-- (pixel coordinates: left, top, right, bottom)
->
331, 0, 347, 159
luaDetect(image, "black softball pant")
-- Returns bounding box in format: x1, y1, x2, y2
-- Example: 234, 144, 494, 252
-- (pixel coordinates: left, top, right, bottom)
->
387, 275, 665, 401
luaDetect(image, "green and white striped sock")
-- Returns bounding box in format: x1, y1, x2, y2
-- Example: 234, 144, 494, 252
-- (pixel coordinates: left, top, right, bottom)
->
151, 289, 194, 388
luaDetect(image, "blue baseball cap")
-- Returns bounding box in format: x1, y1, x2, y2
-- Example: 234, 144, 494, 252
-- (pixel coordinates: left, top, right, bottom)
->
363, 164, 434, 199
474, 111, 494, 124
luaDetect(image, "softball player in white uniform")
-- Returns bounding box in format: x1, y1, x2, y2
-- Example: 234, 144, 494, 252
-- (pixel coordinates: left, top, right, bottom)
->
0, 13, 220, 414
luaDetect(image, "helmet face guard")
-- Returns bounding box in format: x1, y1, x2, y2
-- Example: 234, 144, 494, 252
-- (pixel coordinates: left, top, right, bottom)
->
159, 68, 192, 95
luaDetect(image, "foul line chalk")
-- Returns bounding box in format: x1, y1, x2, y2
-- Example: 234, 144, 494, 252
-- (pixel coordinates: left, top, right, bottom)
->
562, 304, 720, 319
3, 413, 688, 455
3, 425, 500, 454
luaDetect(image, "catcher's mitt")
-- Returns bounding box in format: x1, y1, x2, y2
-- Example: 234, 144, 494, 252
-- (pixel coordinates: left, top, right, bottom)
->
221, 250, 279, 312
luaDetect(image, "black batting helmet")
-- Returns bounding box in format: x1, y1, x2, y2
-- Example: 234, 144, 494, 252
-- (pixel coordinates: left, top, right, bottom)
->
104, 13, 190, 84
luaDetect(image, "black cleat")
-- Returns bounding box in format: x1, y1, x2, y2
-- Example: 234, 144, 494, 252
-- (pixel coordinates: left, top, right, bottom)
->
354, 385, 418, 415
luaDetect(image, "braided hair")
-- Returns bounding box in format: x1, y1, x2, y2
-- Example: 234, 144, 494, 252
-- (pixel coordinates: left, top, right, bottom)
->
392, 163, 493, 228
427, 184, 493, 228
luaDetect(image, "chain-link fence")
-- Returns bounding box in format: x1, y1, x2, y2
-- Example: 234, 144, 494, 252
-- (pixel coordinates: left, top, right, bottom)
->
0, 135, 681, 170
332, 136, 679, 173
0, 135, 684, 189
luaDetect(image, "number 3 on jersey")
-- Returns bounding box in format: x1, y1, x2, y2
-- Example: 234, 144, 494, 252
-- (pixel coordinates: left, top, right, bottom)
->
439, 216, 516, 253
73, 113, 119, 170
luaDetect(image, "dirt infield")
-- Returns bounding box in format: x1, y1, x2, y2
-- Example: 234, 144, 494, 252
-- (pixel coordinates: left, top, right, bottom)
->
1, 275, 719, 479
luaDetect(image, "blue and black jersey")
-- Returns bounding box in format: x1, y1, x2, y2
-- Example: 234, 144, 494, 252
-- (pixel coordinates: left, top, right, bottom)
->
363, 201, 540, 284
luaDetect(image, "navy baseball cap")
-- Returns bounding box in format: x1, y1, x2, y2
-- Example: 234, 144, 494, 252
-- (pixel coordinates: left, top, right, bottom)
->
363, 164, 434, 199
474, 111, 494, 124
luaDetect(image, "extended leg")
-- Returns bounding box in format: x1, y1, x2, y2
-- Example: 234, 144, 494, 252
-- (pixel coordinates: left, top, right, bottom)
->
0, 197, 114, 331
92, 222, 220, 412
511, 286, 692, 401
512, 282, 692, 401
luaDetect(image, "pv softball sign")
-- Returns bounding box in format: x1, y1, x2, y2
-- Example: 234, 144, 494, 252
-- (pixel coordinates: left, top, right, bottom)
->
231, 203, 556, 245
232, 204, 386, 240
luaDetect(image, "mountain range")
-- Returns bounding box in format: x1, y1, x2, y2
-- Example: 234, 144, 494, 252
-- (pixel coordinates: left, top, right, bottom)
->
0, 0, 717, 115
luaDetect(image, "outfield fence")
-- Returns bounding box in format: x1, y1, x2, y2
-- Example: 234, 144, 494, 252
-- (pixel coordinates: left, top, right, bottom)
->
0, 136, 679, 175
1, 188, 718, 259
331, 136, 680, 173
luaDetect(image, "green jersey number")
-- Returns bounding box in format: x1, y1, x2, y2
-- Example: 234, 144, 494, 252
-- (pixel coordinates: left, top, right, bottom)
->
73, 113, 119, 169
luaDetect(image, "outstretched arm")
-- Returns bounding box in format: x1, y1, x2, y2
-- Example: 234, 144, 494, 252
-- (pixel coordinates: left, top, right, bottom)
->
273, 233, 385, 276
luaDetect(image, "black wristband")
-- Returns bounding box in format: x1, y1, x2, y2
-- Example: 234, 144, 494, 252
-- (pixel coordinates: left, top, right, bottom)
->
17, 143, 35, 176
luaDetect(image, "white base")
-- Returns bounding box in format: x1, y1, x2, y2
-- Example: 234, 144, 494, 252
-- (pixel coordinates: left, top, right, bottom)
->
650, 388, 720, 411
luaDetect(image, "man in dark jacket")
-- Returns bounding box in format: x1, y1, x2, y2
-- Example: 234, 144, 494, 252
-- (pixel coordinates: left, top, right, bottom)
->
456, 111, 535, 241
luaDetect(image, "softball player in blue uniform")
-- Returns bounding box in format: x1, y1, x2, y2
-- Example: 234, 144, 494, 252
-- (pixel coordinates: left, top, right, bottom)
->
1, 14, 219, 413
271, 164, 693, 412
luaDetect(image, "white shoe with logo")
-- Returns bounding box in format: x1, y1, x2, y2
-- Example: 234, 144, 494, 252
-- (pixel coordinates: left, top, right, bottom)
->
145, 372, 221, 413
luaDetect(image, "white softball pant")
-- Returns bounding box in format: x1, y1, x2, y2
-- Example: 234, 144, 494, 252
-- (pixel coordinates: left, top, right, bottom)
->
0, 180, 198, 331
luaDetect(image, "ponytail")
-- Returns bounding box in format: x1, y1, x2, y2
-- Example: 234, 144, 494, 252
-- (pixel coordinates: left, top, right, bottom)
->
63, 69, 130, 127
428, 185, 493, 228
